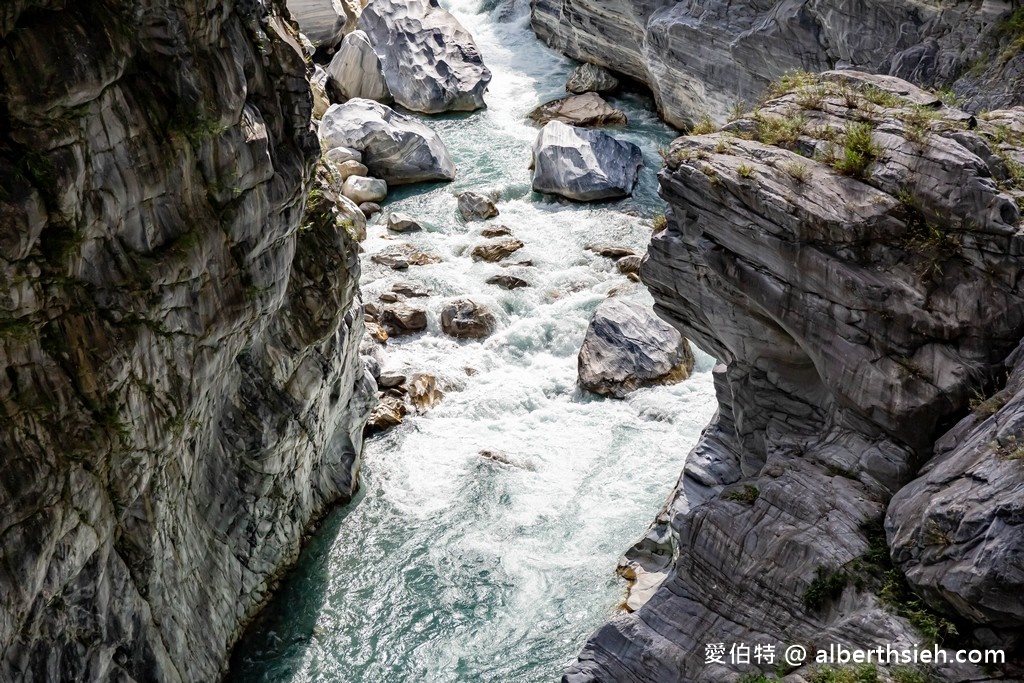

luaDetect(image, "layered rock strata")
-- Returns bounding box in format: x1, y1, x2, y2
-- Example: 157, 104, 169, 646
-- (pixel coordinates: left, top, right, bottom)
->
0, 1, 374, 680
566, 72, 1024, 681
531, 0, 1024, 128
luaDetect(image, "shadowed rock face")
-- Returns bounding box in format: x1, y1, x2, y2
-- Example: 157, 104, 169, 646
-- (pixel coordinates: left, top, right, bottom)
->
565, 72, 1024, 681
0, 1, 374, 681
531, 121, 643, 201
531, 0, 1024, 128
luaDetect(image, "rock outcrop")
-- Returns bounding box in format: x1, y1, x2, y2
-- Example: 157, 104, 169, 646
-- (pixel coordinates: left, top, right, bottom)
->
578, 298, 694, 398
532, 121, 643, 201
0, 1, 374, 681
325, 30, 392, 104
566, 72, 1024, 681
566, 62, 619, 94
319, 99, 457, 184
357, 0, 492, 113
532, 0, 1024, 128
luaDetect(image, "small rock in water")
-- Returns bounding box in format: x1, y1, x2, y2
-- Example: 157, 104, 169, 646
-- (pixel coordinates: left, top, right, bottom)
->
486, 274, 529, 290
387, 212, 423, 233
457, 191, 499, 221
616, 255, 642, 275
471, 238, 523, 262
379, 292, 399, 303
391, 281, 431, 298
364, 302, 381, 318
365, 395, 407, 435
480, 225, 512, 238
479, 449, 514, 465
528, 92, 627, 127
359, 202, 381, 218
378, 304, 427, 335
378, 372, 407, 388
440, 298, 497, 339
343, 175, 388, 204
408, 373, 444, 410
566, 63, 619, 94
586, 244, 636, 259
365, 320, 389, 343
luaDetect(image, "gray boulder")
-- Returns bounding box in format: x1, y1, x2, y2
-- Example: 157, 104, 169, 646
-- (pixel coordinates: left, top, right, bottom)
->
577, 298, 694, 398
357, 0, 491, 113
440, 299, 497, 339
566, 62, 619, 94
457, 191, 499, 220
387, 212, 423, 233
326, 31, 392, 103
529, 92, 627, 127
342, 175, 387, 204
319, 99, 456, 184
531, 121, 643, 201
379, 304, 427, 335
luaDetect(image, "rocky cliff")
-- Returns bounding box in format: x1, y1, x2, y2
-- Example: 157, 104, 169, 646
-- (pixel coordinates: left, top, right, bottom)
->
531, 0, 1024, 129
0, 1, 374, 680
566, 72, 1024, 681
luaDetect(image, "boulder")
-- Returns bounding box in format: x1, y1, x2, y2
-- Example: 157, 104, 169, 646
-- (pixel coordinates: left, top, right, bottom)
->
365, 395, 407, 435
440, 299, 497, 339
378, 304, 427, 335
357, 0, 491, 113
457, 191, 499, 220
372, 243, 442, 269
486, 274, 529, 290
311, 65, 330, 120
471, 238, 523, 262
320, 99, 456, 184
387, 212, 423, 233
391, 281, 430, 297
335, 159, 369, 180
531, 121, 643, 201
342, 175, 387, 204
586, 243, 636, 259
528, 92, 627, 127
616, 254, 642, 276
359, 202, 381, 218
408, 372, 444, 410
326, 30, 392, 103
325, 146, 362, 165
336, 193, 367, 241
566, 63, 619, 94
377, 372, 407, 388
480, 225, 512, 238
577, 298, 694, 398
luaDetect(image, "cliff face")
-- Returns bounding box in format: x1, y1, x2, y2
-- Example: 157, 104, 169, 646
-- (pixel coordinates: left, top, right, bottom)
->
531, 0, 1024, 128
0, 1, 374, 681
566, 72, 1024, 681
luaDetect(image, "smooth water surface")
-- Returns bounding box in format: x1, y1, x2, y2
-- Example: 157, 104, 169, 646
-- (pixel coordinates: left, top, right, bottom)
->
230, 1, 718, 680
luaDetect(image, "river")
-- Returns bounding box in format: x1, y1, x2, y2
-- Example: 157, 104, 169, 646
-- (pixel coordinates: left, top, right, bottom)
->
229, 0, 717, 680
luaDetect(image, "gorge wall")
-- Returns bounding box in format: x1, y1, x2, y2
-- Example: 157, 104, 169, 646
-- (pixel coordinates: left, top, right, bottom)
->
565, 73, 1024, 681
0, 1, 374, 681
531, 0, 1024, 129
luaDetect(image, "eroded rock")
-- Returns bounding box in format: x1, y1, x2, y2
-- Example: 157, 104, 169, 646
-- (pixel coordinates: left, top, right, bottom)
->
471, 238, 523, 262
378, 304, 428, 335
326, 30, 392, 103
528, 92, 627, 127
566, 62, 619, 94
457, 191, 499, 221
440, 299, 497, 339
531, 121, 643, 201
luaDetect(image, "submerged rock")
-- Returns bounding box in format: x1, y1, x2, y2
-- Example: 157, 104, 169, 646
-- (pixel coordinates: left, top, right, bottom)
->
586, 243, 636, 259
440, 299, 497, 339
320, 99, 456, 184
531, 121, 643, 201
480, 225, 512, 238
577, 298, 694, 398
357, 0, 492, 113
566, 62, 619, 94
486, 274, 529, 290
457, 191, 499, 220
326, 30, 392, 103
528, 92, 627, 127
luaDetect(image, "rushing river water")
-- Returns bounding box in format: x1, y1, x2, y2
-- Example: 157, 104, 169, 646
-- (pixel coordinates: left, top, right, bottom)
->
230, 1, 718, 680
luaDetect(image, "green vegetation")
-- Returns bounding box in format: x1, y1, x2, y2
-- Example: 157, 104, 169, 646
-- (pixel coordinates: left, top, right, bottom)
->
737, 163, 756, 179
879, 569, 959, 645
691, 114, 719, 135
795, 84, 827, 110
766, 69, 821, 100
652, 214, 668, 234
895, 187, 962, 278
737, 673, 775, 683
831, 122, 880, 178
784, 160, 809, 183
891, 667, 934, 683
862, 85, 904, 108
996, 7, 1024, 62
169, 107, 226, 147
714, 138, 732, 154
754, 112, 808, 147
808, 664, 879, 683
723, 484, 760, 504
992, 432, 1024, 461
804, 566, 848, 611
968, 388, 1007, 418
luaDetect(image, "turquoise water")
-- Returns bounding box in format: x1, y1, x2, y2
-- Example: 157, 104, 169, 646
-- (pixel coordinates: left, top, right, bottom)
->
229, 2, 718, 681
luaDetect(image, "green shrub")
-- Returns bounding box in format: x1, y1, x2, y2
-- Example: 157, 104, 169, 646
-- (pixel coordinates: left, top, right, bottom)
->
804, 566, 848, 611
723, 485, 760, 504
832, 122, 880, 178
691, 114, 719, 135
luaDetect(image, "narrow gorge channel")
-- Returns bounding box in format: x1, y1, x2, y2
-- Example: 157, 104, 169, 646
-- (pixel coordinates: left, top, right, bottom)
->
230, 1, 717, 680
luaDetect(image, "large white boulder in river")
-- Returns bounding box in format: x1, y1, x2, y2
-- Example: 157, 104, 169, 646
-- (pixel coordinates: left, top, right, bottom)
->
326, 30, 392, 103
531, 121, 642, 201
320, 99, 456, 184
578, 298, 694, 398
357, 0, 491, 113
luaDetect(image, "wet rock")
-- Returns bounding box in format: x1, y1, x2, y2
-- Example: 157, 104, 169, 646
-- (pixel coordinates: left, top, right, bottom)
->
379, 292, 399, 303
326, 30, 392, 103
566, 62, 619, 94
586, 243, 636, 259
391, 281, 430, 298
364, 302, 381, 318
365, 395, 408, 435
615, 254, 642, 275
578, 298, 694, 398
358, 0, 491, 113
366, 320, 389, 343
531, 121, 643, 201
370, 253, 409, 270
342, 175, 387, 204
359, 202, 381, 218
486, 274, 530, 290
320, 99, 457, 184
457, 191, 499, 221
479, 449, 514, 465
377, 372, 407, 388
440, 298, 497, 339
471, 238, 523, 262
528, 92, 627, 127
387, 212, 423, 233
480, 225, 512, 238
408, 373, 444, 410
378, 304, 427, 335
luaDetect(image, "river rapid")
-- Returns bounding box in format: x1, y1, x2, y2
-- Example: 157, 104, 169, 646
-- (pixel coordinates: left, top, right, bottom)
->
229, 0, 718, 680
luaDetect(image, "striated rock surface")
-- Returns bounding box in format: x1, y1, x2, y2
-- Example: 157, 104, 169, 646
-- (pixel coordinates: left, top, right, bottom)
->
319, 99, 457, 184
578, 298, 694, 398
528, 92, 627, 127
357, 0, 492, 114
566, 72, 1024, 681
325, 30, 392, 104
532, 0, 1024, 128
566, 62, 619, 94
457, 191, 499, 221
0, 1, 375, 680
532, 121, 643, 201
